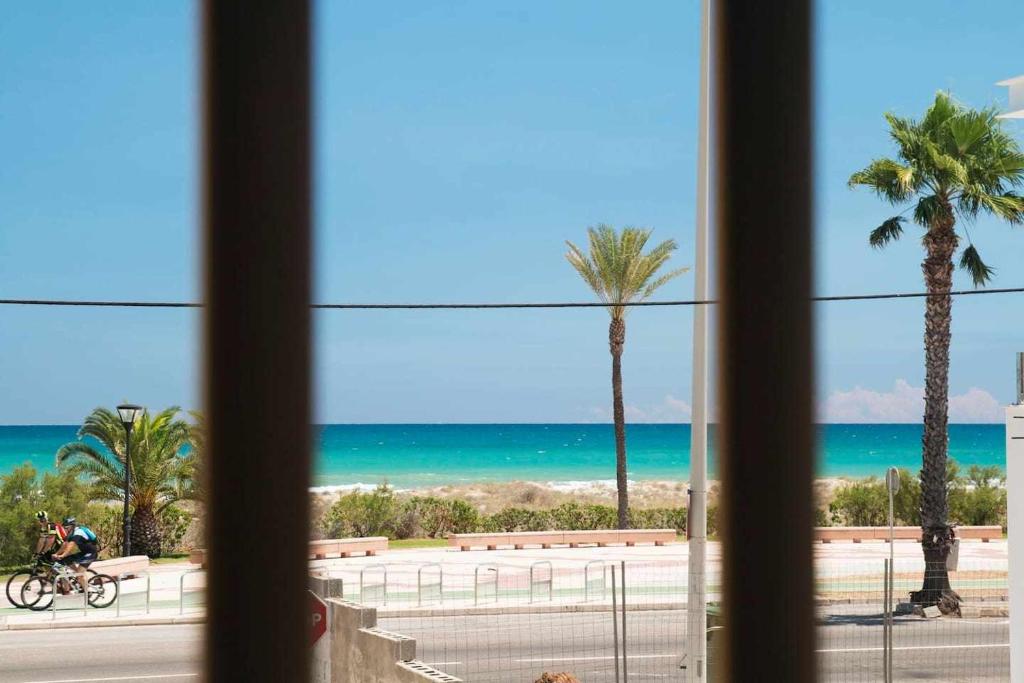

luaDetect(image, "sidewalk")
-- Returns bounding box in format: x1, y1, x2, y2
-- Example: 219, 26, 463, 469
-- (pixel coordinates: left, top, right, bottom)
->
2, 562, 205, 630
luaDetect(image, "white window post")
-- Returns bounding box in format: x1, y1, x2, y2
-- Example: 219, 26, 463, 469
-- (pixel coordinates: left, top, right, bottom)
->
1006, 352, 1024, 683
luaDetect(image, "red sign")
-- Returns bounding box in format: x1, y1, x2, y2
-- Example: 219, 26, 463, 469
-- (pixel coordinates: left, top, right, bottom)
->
310, 592, 327, 646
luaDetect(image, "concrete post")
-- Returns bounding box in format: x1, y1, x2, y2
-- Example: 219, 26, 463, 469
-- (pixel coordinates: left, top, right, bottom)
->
310, 576, 344, 600
1007, 400, 1024, 683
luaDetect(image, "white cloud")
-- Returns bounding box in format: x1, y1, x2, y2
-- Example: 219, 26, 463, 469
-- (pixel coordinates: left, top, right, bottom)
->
590, 394, 693, 423
821, 380, 1003, 423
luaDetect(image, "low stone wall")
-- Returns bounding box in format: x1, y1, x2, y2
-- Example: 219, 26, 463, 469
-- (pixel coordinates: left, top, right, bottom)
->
92, 555, 149, 575
328, 598, 461, 683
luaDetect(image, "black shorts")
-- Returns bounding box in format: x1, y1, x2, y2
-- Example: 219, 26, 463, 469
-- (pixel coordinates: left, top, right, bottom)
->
65, 551, 97, 567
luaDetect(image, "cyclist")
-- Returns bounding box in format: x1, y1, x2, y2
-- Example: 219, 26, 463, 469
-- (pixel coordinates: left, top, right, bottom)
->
51, 517, 98, 595
32, 511, 67, 558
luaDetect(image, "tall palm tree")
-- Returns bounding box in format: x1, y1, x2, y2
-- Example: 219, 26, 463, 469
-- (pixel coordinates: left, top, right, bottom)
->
566, 225, 688, 528
56, 407, 196, 558
850, 92, 1024, 609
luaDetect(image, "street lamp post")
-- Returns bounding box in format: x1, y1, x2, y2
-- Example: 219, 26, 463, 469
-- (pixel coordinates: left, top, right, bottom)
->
117, 404, 143, 557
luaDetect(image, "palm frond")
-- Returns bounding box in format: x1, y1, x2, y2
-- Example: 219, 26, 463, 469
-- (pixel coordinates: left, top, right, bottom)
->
958, 244, 995, 287
913, 195, 951, 228
854, 91, 1024, 255
848, 158, 915, 203
565, 226, 688, 320
56, 406, 197, 514
868, 217, 905, 248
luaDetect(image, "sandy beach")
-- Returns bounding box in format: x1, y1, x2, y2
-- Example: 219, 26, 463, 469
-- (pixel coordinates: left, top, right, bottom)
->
308, 477, 849, 513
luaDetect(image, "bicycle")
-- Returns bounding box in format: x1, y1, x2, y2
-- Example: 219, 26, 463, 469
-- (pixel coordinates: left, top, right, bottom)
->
4, 555, 97, 609
20, 560, 117, 611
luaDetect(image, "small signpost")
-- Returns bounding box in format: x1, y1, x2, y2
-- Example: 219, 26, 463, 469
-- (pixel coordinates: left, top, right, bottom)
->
310, 591, 330, 682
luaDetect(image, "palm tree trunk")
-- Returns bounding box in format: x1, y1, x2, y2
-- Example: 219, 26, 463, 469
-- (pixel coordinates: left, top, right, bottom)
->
131, 506, 163, 559
609, 318, 629, 529
910, 209, 961, 613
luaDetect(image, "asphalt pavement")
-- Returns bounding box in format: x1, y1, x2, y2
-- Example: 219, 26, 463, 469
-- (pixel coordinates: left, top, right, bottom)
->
0, 610, 1007, 683
0, 624, 201, 683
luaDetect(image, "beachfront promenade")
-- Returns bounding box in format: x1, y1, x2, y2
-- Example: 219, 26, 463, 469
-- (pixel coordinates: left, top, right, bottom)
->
0, 540, 1009, 681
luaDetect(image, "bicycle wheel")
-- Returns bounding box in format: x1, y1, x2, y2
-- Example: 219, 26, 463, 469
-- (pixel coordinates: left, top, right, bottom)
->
87, 573, 118, 609
21, 576, 54, 611
5, 570, 36, 609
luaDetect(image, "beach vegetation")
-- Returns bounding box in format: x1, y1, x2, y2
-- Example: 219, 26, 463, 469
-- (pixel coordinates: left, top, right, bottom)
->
550, 502, 618, 530
0, 464, 104, 567
316, 487, 692, 539
949, 465, 1006, 528
484, 507, 553, 533
565, 225, 688, 528
827, 461, 1006, 531
56, 406, 197, 558
828, 479, 888, 526
850, 92, 1024, 609
401, 496, 481, 538
321, 484, 400, 538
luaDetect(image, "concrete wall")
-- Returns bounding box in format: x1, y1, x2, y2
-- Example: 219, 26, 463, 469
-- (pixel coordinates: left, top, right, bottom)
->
327, 598, 461, 683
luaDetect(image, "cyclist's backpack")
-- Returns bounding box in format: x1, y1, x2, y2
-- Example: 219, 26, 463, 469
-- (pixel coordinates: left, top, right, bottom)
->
78, 525, 98, 545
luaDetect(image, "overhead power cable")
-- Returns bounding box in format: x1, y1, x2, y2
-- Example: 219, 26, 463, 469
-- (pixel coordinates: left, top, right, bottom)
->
1, 286, 1024, 310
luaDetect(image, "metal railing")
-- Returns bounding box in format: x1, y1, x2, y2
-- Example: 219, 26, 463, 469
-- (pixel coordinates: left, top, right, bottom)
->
584, 560, 607, 602
529, 561, 552, 604
417, 563, 443, 607
359, 564, 388, 605
474, 563, 499, 606
179, 569, 204, 615
116, 570, 151, 617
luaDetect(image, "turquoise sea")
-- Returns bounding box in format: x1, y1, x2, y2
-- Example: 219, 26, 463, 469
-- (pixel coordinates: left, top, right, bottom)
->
0, 423, 1005, 489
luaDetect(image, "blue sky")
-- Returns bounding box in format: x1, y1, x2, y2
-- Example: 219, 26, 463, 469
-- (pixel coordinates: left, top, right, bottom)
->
1, 1, 1023, 424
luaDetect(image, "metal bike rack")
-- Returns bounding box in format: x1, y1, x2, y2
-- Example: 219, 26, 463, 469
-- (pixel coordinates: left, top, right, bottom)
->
359, 564, 388, 606
44, 566, 88, 620
529, 561, 553, 603
584, 560, 607, 602
474, 563, 499, 606
116, 571, 152, 618
179, 569, 204, 615
417, 563, 443, 607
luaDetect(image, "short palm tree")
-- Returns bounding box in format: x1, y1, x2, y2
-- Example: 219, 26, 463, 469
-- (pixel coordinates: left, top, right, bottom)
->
850, 92, 1024, 609
56, 407, 196, 558
566, 225, 688, 528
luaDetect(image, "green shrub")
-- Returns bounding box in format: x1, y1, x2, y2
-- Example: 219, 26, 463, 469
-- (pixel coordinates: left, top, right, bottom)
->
949, 465, 1006, 528
0, 464, 106, 567
448, 499, 481, 533
829, 479, 888, 526
549, 502, 617, 530
157, 505, 193, 553
891, 468, 921, 526
401, 497, 481, 537
90, 505, 123, 558
321, 484, 400, 539
826, 462, 1006, 530
628, 507, 686, 533
485, 507, 552, 532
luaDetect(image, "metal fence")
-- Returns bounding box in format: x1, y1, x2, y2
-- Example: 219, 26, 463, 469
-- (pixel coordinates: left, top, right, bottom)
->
816, 558, 1008, 682
329, 555, 1009, 683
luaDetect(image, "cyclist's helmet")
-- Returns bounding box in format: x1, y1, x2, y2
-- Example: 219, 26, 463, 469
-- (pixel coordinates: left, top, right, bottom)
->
62, 516, 76, 527
35, 510, 48, 521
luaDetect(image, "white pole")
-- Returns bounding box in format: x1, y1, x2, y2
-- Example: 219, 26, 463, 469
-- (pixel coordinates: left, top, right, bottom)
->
686, 0, 711, 679
1007, 353, 1024, 683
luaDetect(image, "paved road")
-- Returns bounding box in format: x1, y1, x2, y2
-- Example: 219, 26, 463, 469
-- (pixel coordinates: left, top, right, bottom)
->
0, 625, 201, 683
383, 609, 1009, 682
0, 611, 1008, 682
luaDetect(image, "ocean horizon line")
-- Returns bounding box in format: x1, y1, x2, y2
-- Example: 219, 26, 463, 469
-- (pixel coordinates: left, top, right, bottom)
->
0, 420, 1007, 428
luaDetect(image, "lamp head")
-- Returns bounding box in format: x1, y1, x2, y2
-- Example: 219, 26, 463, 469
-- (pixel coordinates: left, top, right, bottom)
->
117, 403, 143, 428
